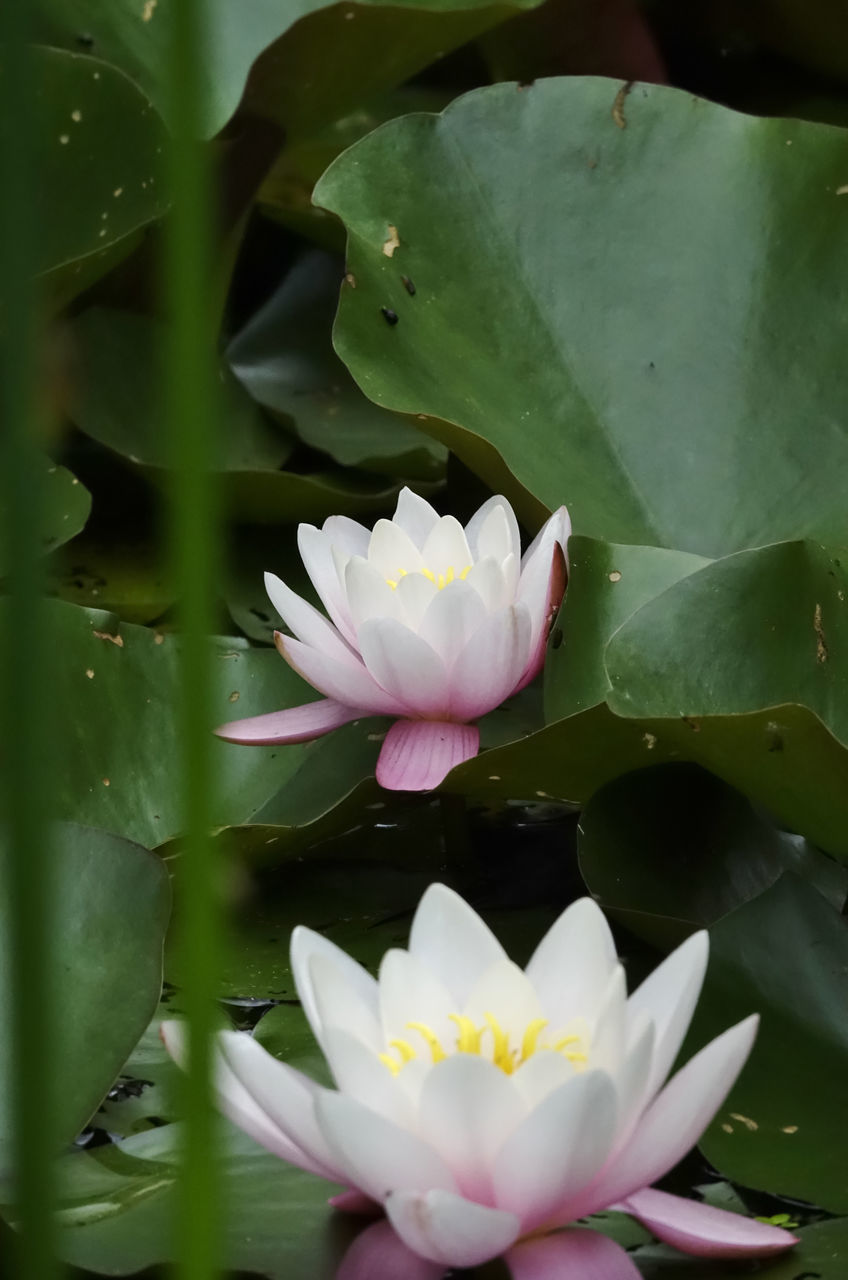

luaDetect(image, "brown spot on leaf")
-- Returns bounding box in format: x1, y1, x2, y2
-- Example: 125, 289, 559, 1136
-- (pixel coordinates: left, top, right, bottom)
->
228, 691, 240, 703
608, 571, 622, 583
730, 1112, 758, 1131
382, 225, 400, 257
612, 82, 633, 130
85, 668, 95, 679
814, 603, 827, 663
93, 629, 123, 647
781, 1125, 798, 1134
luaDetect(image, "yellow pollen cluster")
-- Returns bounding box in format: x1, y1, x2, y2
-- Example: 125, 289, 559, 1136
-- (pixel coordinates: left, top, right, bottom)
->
386, 564, 472, 591
378, 1013, 588, 1077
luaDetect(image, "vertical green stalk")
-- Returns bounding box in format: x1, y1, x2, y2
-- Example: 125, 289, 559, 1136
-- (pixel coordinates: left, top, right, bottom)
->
166, 7, 222, 1280
0, 6, 55, 1279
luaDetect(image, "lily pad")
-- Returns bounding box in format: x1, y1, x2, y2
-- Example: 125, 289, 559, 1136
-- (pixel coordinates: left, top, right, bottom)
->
28, 47, 167, 305
605, 540, 848, 860
316, 77, 848, 556
52, 598, 322, 848
0, 461, 91, 578
686, 875, 848, 1214
48, 529, 174, 625
0, 823, 170, 1179
578, 763, 848, 946
228, 250, 446, 479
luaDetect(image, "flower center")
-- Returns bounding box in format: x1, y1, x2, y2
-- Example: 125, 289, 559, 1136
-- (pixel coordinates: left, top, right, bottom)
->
386, 564, 472, 591
378, 1013, 589, 1077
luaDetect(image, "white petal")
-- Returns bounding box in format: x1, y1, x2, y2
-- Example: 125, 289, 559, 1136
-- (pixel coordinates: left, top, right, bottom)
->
613, 1016, 656, 1145
421, 515, 473, 576
447, 604, 531, 720
368, 518, 424, 578
525, 898, 618, 1029
379, 948, 456, 1049
589, 965, 627, 1075
357, 617, 449, 718
493, 1070, 617, 1231
297, 524, 357, 645
584, 1015, 759, 1211
322, 514, 371, 557
308, 952, 383, 1052
465, 496, 521, 565
315, 1091, 457, 1203
344, 556, 406, 628
395, 571, 439, 629
321, 1027, 414, 1128
463, 958, 544, 1044
464, 556, 510, 611
161, 1022, 325, 1175
217, 1030, 343, 1180
290, 925, 379, 1046
386, 1188, 520, 1267
511, 1050, 578, 1109
417, 1055, 526, 1203
418, 581, 489, 666
626, 930, 709, 1100
519, 506, 572, 575
392, 487, 441, 549
263, 571, 353, 664
408, 883, 507, 1009
279, 633, 407, 715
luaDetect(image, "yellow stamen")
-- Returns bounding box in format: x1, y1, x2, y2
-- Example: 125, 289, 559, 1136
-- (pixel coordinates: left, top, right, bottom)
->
386, 564, 472, 591
407, 1022, 447, 1063
484, 1012, 515, 1074
378, 1052, 401, 1076
553, 1034, 581, 1052
450, 1014, 483, 1055
389, 1038, 417, 1063
520, 1018, 549, 1062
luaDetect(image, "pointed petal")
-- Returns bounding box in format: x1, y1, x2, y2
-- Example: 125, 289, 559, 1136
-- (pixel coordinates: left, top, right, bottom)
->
463, 958, 544, 1036
395, 570, 439, 629
448, 604, 531, 720
290, 925, 379, 1046
386, 1188, 520, 1267
368, 518, 424, 578
322, 514, 371, 556
511, 1050, 577, 1109
418, 1055, 526, 1203
589, 965, 627, 1076
217, 1030, 343, 1180
337, 1220, 446, 1280
418, 581, 488, 666
464, 556, 510, 612
525, 898, 618, 1030
279, 633, 407, 716
507, 1229, 641, 1280
358, 617, 449, 718
421, 515, 473, 576
392, 487, 442, 549
345, 557, 406, 629
161, 1022, 325, 1175
493, 1071, 617, 1231
585, 1015, 759, 1211
408, 883, 506, 1008
376, 719, 479, 791
215, 698, 363, 745
297, 524, 357, 644
264, 571, 353, 662
622, 1188, 798, 1258
626, 930, 710, 1100
315, 1091, 457, 1203
519, 506, 572, 575
512, 542, 567, 692
613, 1017, 656, 1143
321, 1028, 414, 1127
465, 497, 521, 566
379, 947, 455, 1047
308, 951, 383, 1052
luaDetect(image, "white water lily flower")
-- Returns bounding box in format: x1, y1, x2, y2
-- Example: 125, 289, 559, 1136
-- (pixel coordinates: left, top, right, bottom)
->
215, 488, 570, 790
162, 886, 797, 1274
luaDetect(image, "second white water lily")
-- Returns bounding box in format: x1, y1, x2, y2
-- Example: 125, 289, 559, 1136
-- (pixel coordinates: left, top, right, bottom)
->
216, 488, 570, 790
163, 886, 796, 1273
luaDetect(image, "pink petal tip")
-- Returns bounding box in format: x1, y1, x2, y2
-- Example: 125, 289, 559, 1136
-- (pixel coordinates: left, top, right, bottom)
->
376, 719, 480, 791
622, 1188, 799, 1259
214, 698, 364, 745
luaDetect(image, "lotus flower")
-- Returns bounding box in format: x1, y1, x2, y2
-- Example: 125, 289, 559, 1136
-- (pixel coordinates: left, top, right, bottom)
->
216, 489, 570, 791
162, 885, 797, 1274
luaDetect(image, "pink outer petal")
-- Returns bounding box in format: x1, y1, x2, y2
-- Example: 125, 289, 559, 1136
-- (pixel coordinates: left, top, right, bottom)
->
506, 1229, 641, 1280
376, 720, 479, 791
214, 698, 365, 744
278, 633, 408, 716
329, 1190, 381, 1216
385, 1188, 520, 1267
621, 1188, 799, 1259
512, 542, 567, 693
336, 1219, 446, 1280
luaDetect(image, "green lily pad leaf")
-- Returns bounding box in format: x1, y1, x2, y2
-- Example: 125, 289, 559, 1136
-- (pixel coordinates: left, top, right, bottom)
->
48, 529, 174, 625
0, 823, 170, 1179
686, 875, 848, 1213
37, 0, 538, 141
578, 763, 848, 947
46, 1121, 355, 1277
316, 77, 848, 557
26, 47, 166, 305
606, 540, 848, 860
52, 598, 321, 848
0, 460, 91, 578
66, 305, 412, 524
228, 250, 446, 480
